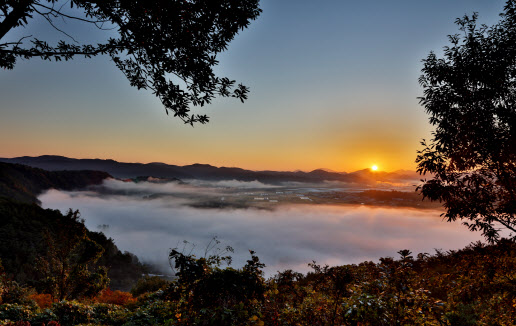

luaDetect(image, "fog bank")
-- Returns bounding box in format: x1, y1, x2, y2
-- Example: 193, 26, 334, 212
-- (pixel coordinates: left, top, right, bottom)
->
40, 185, 482, 275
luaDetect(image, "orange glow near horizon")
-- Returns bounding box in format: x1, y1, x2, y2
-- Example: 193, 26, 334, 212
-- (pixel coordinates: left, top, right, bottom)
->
0, 125, 420, 173
0, 115, 420, 173
0, 146, 416, 173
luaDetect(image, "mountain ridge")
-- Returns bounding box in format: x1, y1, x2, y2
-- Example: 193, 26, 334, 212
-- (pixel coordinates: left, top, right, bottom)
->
0, 162, 111, 204
0, 155, 420, 185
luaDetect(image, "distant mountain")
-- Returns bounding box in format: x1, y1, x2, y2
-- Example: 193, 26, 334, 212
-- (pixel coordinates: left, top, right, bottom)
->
0, 155, 420, 185
0, 155, 192, 180
312, 168, 347, 174
391, 169, 421, 180
0, 162, 111, 204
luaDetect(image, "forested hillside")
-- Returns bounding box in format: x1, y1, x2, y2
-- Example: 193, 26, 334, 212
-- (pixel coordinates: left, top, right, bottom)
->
0, 198, 147, 294
0, 163, 110, 204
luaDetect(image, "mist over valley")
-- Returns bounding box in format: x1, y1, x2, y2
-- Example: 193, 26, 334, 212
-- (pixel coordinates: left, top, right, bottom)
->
39, 176, 481, 276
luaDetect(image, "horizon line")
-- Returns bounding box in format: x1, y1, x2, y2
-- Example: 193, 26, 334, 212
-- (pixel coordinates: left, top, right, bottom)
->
0, 153, 417, 174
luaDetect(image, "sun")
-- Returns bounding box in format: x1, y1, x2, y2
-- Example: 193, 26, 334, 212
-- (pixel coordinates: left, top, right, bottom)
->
371, 165, 378, 171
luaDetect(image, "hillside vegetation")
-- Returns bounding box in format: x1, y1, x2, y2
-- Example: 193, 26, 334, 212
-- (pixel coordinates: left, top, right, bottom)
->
0, 199, 147, 294
0, 162, 110, 204
1, 239, 515, 325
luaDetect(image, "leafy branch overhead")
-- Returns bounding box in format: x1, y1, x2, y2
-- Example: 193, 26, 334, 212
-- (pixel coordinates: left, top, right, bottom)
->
417, 1, 516, 242
0, 0, 262, 124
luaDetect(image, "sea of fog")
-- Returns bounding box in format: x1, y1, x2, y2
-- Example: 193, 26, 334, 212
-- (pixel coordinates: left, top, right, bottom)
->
39, 179, 483, 276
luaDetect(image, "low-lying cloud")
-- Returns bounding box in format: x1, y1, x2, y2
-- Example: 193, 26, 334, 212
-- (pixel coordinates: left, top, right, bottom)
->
39, 181, 483, 276
100, 178, 215, 196
187, 179, 279, 189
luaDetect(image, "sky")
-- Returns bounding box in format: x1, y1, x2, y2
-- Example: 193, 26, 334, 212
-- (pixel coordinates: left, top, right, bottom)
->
0, 0, 508, 172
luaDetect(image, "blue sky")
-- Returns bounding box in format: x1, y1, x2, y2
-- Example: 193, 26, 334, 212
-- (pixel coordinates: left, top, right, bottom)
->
0, 0, 508, 171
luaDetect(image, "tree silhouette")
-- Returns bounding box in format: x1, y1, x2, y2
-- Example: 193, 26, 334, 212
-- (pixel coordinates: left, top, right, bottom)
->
36, 209, 108, 301
417, 0, 516, 242
0, 0, 261, 124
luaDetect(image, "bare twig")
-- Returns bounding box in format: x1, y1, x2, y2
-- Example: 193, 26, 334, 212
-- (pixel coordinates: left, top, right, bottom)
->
33, 2, 108, 25
0, 34, 32, 47
31, 6, 78, 43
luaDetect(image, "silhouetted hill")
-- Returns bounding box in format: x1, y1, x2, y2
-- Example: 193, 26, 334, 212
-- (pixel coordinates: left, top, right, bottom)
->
0, 162, 111, 204
0, 155, 420, 185
308, 169, 344, 179
0, 197, 146, 291
0, 155, 193, 179
312, 168, 347, 174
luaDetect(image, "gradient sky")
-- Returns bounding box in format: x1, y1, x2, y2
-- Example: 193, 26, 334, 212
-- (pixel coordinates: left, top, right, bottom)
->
0, 0, 507, 172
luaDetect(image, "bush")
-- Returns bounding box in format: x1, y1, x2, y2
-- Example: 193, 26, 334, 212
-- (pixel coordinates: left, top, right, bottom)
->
29, 293, 54, 309
91, 303, 129, 325
30, 308, 58, 325
51, 301, 93, 326
94, 289, 136, 306
130, 276, 170, 297
0, 303, 36, 323
0, 281, 33, 306
125, 300, 177, 325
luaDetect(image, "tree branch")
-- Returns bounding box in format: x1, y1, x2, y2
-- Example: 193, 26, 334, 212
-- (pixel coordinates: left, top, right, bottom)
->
0, 47, 108, 58
0, 0, 33, 40
33, 2, 109, 25
31, 5, 79, 43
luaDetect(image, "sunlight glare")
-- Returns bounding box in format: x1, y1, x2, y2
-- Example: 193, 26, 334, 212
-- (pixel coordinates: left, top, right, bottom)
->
371, 165, 378, 171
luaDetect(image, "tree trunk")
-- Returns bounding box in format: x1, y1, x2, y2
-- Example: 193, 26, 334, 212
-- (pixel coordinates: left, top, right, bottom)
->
0, 0, 34, 41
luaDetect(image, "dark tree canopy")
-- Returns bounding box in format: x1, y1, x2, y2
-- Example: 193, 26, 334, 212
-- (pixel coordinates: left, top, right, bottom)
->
417, 0, 516, 242
0, 0, 261, 124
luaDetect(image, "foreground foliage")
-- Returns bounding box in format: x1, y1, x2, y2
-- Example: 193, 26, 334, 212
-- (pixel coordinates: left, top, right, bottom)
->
0, 0, 261, 124
417, 0, 516, 242
1, 239, 515, 325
